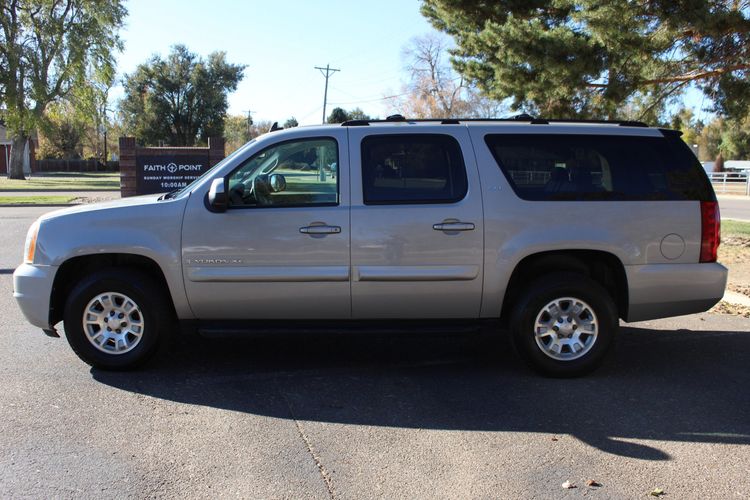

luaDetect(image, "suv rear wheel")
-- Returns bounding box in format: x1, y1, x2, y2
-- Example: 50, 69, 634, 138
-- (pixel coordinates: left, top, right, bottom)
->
510, 273, 617, 377
63, 268, 172, 370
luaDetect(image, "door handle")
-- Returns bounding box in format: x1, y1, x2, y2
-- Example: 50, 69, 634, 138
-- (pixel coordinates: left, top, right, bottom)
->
300, 224, 341, 235
433, 221, 475, 231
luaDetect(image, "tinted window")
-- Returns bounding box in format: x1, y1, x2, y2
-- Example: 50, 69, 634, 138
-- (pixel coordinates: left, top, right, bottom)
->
227, 138, 338, 208
485, 134, 715, 201
361, 134, 468, 204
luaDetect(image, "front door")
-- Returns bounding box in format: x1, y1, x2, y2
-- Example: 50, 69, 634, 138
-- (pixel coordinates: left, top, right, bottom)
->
181, 131, 350, 319
348, 127, 484, 319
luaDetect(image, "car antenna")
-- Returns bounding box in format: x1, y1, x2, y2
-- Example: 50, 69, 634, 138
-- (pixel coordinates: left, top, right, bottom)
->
269, 122, 283, 133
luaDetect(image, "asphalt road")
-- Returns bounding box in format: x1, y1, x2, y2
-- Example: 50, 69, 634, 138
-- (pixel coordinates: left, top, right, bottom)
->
719, 195, 750, 221
1, 206, 750, 499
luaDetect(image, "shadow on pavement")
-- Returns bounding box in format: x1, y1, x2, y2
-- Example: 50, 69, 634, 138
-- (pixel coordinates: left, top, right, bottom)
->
92, 326, 750, 461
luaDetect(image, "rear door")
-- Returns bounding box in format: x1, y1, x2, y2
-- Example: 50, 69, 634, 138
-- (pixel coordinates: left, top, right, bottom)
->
348, 126, 484, 319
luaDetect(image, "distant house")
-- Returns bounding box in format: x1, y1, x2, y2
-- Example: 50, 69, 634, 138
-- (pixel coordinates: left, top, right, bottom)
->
726, 160, 750, 173
0, 122, 37, 176
0, 121, 11, 175
702, 160, 750, 174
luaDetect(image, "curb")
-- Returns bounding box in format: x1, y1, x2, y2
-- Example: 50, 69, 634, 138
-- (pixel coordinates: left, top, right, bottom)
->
0, 189, 120, 193
0, 203, 81, 207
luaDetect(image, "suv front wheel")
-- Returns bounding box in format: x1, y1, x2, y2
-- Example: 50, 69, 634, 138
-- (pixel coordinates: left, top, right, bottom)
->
510, 273, 618, 377
63, 268, 172, 370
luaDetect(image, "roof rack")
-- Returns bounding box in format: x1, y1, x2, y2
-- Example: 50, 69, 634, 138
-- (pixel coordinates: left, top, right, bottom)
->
539, 118, 648, 127
340, 116, 649, 127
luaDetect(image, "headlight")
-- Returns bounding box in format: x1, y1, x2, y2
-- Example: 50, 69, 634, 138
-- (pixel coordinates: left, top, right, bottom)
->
23, 220, 40, 264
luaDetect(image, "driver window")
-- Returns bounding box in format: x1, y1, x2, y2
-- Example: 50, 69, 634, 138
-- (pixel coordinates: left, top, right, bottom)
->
227, 138, 339, 208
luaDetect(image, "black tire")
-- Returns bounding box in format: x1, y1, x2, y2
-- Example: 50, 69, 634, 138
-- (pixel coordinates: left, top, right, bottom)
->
509, 272, 618, 377
63, 268, 173, 370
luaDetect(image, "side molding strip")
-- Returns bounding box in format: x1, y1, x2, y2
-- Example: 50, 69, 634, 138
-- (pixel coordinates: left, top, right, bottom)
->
355, 265, 480, 282
188, 266, 350, 283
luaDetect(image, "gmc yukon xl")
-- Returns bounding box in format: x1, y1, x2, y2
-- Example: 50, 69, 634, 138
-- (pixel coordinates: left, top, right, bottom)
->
13, 116, 727, 376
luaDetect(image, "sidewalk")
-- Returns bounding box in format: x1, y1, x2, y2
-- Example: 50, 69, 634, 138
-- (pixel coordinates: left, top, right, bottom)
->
723, 290, 750, 307
718, 196, 750, 222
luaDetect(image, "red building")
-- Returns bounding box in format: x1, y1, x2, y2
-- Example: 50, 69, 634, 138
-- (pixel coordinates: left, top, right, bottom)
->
0, 122, 37, 175
0, 122, 11, 175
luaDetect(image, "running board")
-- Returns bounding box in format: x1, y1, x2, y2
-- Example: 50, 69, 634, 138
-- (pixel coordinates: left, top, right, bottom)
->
189, 319, 494, 339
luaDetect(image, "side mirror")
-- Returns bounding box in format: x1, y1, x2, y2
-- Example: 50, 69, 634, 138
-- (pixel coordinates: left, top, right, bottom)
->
207, 178, 227, 212
269, 173, 286, 193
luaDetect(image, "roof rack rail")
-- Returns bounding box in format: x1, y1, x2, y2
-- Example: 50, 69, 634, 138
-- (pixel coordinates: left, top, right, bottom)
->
659, 127, 683, 137
341, 119, 370, 126
616, 120, 648, 127
341, 116, 539, 126
338, 117, 650, 127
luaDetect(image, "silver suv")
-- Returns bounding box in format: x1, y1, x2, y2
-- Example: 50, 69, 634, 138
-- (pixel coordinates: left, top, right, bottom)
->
13, 117, 727, 376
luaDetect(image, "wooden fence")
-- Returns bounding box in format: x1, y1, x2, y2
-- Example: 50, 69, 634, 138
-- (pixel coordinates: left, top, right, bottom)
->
707, 172, 750, 196
35, 159, 119, 173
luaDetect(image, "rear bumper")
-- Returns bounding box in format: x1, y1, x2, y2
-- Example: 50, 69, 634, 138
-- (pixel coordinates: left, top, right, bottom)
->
625, 262, 728, 322
13, 263, 57, 329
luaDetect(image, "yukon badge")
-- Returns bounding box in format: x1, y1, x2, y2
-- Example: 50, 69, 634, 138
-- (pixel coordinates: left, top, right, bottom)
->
191, 258, 243, 265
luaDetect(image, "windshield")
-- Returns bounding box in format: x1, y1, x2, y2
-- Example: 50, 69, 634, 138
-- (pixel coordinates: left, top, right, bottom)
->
162, 139, 257, 199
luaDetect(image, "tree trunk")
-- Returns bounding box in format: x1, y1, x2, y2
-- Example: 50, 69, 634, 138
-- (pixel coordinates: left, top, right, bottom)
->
9, 134, 28, 180
713, 153, 725, 173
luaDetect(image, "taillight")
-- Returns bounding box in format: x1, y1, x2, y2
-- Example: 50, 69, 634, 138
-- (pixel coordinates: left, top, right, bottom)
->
700, 201, 720, 263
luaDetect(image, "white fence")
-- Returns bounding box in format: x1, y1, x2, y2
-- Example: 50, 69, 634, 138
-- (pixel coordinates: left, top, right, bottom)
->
708, 172, 750, 196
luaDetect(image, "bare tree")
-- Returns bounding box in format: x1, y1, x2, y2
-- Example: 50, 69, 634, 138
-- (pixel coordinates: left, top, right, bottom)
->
389, 34, 506, 119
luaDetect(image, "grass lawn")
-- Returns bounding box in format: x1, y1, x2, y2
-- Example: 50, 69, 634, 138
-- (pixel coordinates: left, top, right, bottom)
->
0, 172, 119, 191
717, 218, 750, 318
723, 219, 750, 237
0, 195, 78, 205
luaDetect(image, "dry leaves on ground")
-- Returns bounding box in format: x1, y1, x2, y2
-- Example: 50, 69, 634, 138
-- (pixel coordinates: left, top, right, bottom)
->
722, 236, 750, 249
728, 284, 750, 298
710, 301, 750, 318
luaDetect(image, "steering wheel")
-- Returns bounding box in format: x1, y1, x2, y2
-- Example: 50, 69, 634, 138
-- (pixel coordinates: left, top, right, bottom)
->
253, 175, 273, 206
229, 177, 257, 206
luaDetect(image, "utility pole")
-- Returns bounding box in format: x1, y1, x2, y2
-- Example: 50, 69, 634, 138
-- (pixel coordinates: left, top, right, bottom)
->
315, 64, 340, 124
243, 110, 254, 137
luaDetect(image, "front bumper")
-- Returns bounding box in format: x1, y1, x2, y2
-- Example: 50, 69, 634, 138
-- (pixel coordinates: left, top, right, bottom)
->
625, 262, 728, 322
13, 263, 58, 329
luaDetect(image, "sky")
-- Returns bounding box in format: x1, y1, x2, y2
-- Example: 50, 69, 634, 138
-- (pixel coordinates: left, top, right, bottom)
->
113, 0, 437, 126
112, 0, 711, 127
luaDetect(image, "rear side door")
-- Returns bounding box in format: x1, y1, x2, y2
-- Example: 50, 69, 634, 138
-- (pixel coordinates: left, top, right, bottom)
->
348, 126, 484, 319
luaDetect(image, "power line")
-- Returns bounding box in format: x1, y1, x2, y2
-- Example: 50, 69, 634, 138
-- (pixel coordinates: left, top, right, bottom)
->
315, 64, 340, 124
298, 105, 323, 123
328, 91, 411, 106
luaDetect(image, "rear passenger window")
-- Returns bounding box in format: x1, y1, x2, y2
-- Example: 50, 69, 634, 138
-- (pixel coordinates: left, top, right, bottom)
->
361, 134, 468, 204
485, 134, 714, 201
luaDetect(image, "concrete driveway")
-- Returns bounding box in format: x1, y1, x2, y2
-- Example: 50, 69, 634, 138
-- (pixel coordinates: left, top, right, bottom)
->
1, 206, 749, 498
